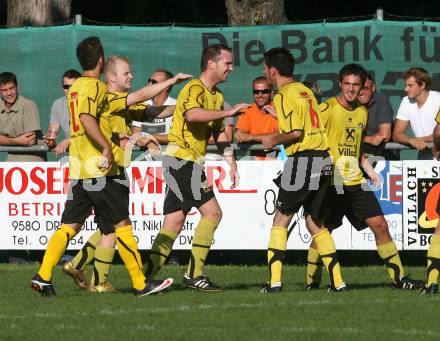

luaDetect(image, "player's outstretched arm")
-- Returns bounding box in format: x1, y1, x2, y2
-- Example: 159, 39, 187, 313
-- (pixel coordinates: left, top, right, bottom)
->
214, 130, 239, 188
185, 103, 249, 123
261, 130, 303, 150
144, 105, 176, 119
127, 73, 192, 107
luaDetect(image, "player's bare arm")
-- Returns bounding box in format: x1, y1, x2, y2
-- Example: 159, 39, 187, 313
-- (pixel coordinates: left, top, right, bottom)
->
361, 154, 381, 188
261, 130, 303, 150
213, 130, 239, 189
127, 73, 192, 106
185, 103, 249, 122
79, 113, 113, 170
144, 105, 175, 119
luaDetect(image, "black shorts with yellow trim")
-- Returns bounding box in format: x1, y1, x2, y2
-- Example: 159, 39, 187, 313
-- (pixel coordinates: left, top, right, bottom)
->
275, 150, 332, 224
61, 169, 130, 235
162, 156, 215, 214
321, 184, 384, 231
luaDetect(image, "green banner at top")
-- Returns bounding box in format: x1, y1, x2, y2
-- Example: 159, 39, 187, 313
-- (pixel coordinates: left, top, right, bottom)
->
1, 20, 440, 130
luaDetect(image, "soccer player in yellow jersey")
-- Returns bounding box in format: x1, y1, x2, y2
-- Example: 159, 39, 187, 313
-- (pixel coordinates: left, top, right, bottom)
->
60, 55, 190, 293
259, 47, 344, 293
142, 44, 248, 291
305, 63, 423, 291
30, 37, 189, 297
422, 109, 440, 294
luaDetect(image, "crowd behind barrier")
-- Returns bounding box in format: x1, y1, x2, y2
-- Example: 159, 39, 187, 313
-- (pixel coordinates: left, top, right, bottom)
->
0, 141, 433, 153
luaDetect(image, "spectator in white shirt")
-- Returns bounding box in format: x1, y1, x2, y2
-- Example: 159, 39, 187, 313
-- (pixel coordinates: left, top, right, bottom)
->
393, 67, 440, 160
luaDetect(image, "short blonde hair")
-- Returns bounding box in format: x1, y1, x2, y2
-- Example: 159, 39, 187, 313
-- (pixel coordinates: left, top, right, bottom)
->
104, 56, 131, 77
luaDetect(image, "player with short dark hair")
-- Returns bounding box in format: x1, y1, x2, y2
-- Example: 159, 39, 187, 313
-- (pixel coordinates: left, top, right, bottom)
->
61, 55, 191, 293
143, 44, 248, 292
259, 47, 345, 293
30, 37, 187, 297
305, 63, 423, 291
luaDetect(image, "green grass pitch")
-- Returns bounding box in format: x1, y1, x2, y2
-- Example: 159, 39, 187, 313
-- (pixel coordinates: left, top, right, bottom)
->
0, 264, 439, 340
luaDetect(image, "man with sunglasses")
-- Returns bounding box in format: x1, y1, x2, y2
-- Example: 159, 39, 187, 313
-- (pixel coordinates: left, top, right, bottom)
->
44, 69, 81, 156
235, 76, 278, 159
131, 69, 176, 149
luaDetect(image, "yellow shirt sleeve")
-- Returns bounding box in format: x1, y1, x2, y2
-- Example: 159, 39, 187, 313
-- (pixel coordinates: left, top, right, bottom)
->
77, 82, 103, 118
273, 92, 305, 132
318, 101, 331, 127
183, 84, 205, 112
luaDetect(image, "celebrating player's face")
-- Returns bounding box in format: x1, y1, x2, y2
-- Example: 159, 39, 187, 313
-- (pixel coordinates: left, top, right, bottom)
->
213, 50, 233, 83
113, 60, 133, 92
340, 74, 362, 103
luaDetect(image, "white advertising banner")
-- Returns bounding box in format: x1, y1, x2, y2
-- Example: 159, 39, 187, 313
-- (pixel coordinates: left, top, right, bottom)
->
0, 160, 404, 250
402, 160, 439, 250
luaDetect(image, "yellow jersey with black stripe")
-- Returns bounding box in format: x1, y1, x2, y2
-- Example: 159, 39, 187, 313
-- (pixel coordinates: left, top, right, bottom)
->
68, 77, 117, 179
436, 108, 440, 123
104, 91, 147, 168
319, 97, 368, 186
273, 82, 328, 156
166, 78, 224, 162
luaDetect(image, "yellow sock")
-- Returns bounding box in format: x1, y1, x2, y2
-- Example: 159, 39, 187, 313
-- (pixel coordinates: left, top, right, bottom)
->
377, 240, 405, 284
427, 235, 440, 286
115, 225, 146, 290
267, 226, 287, 287
38, 224, 77, 281
145, 228, 178, 280
186, 218, 218, 278
306, 246, 322, 286
71, 230, 102, 271
90, 245, 115, 286
313, 229, 344, 289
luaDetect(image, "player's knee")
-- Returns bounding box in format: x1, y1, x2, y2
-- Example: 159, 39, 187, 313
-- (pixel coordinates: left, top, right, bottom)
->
204, 208, 222, 223
370, 217, 389, 235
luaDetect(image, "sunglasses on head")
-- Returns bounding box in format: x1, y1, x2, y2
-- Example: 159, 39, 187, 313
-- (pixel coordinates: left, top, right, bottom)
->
253, 89, 271, 95
148, 78, 158, 84
62, 84, 71, 90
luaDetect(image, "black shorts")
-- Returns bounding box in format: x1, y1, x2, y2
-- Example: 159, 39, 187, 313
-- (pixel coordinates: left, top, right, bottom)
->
275, 150, 332, 224
61, 170, 130, 235
162, 156, 215, 214
321, 184, 384, 231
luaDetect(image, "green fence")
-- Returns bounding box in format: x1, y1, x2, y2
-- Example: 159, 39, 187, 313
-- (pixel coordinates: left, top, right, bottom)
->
1, 20, 439, 160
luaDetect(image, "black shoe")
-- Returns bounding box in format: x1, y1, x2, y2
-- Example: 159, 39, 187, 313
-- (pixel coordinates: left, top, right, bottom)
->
328, 282, 347, 293
393, 275, 424, 290
421, 284, 438, 295
305, 283, 320, 291
30, 274, 56, 297
259, 282, 282, 293
182, 275, 222, 292
134, 278, 173, 297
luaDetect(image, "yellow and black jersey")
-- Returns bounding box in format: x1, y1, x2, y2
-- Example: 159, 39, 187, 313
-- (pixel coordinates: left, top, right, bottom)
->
166, 78, 224, 162
67, 76, 115, 179
436, 108, 440, 124
273, 82, 328, 156
319, 97, 368, 186
103, 91, 148, 169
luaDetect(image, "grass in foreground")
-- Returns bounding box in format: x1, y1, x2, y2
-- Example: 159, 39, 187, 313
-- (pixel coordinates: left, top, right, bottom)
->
0, 263, 438, 340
